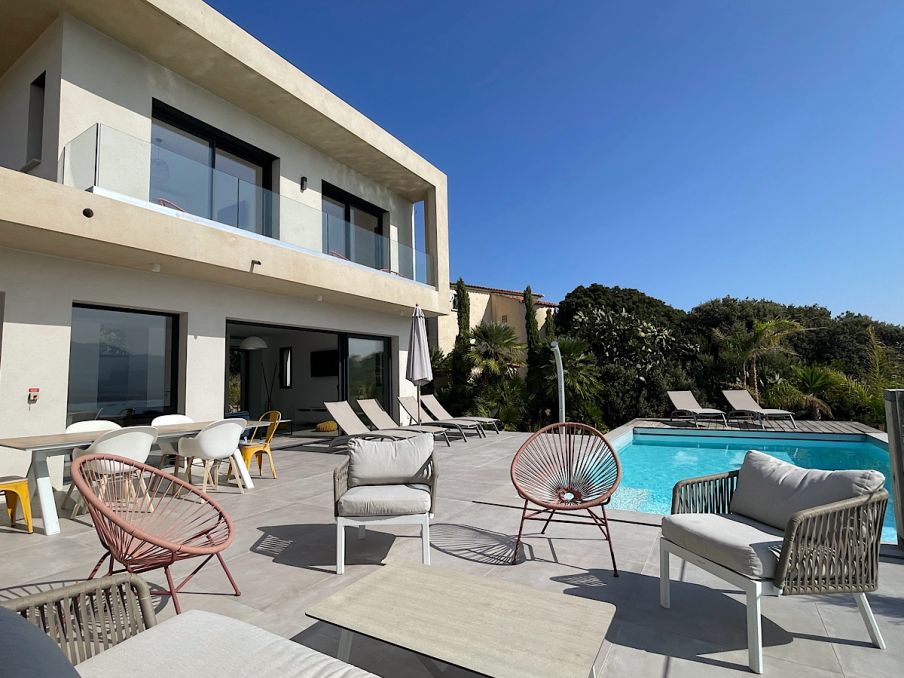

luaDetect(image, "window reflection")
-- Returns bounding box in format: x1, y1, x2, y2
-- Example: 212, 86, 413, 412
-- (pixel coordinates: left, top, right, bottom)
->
67, 305, 177, 425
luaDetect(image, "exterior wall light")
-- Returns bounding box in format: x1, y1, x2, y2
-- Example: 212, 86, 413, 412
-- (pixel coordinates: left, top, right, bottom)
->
300, 176, 307, 191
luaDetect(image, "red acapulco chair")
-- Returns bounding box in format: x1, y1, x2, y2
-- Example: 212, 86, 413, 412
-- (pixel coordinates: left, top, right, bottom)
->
510, 422, 622, 575
72, 453, 240, 613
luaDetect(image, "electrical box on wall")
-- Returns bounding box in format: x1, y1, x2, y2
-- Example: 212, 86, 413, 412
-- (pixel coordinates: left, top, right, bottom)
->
27, 387, 39, 405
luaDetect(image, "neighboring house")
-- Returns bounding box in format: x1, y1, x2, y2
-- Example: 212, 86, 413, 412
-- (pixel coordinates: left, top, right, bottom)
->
0, 0, 450, 481
432, 283, 557, 355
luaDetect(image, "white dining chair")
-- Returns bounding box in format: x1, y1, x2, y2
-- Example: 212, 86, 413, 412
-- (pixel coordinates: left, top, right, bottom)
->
61, 420, 123, 512
178, 419, 247, 494
151, 414, 194, 472
67, 426, 157, 517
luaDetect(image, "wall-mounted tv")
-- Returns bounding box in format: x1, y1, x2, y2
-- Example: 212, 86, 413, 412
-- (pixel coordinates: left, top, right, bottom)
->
310, 349, 339, 378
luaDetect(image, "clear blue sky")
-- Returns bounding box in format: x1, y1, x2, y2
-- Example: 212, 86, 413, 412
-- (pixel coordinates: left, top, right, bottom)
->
207, 1, 904, 323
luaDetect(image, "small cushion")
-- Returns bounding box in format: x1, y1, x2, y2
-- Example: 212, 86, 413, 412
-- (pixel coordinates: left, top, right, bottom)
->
729, 451, 886, 529
75, 609, 377, 677
662, 513, 784, 579
347, 434, 433, 487
0, 605, 80, 677
338, 484, 431, 517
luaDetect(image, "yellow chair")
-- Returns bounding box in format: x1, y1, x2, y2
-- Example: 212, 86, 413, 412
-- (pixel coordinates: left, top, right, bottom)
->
1, 476, 33, 533
240, 410, 280, 479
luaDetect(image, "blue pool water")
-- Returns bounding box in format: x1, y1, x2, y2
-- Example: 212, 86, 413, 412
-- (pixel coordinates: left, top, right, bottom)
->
610, 433, 896, 543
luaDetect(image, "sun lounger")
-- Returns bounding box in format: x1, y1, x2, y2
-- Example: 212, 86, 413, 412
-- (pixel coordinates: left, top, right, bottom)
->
722, 390, 797, 429
323, 401, 423, 447
421, 394, 501, 434
398, 396, 484, 441
357, 399, 451, 446
667, 391, 727, 427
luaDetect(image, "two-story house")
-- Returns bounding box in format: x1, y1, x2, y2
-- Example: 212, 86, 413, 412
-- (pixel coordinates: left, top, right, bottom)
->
0, 0, 449, 482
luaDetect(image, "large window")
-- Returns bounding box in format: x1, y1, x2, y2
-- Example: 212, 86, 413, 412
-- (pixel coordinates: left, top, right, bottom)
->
67, 305, 178, 425
149, 101, 274, 236
322, 182, 387, 270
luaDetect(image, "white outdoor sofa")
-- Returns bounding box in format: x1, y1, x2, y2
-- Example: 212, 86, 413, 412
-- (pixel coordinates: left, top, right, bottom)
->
2, 574, 376, 677
659, 451, 888, 674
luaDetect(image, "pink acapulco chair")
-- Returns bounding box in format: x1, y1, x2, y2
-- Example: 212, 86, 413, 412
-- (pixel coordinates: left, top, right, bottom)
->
510, 422, 622, 575
72, 453, 240, 614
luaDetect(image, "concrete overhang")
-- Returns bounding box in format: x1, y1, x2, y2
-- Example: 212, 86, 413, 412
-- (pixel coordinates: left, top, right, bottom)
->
0, 0, 445, 201
0, 168, 444, 317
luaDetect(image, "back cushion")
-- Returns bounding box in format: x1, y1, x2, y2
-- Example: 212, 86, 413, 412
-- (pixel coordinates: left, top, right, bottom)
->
348, 434, 434, 487
730, 450, 885, 529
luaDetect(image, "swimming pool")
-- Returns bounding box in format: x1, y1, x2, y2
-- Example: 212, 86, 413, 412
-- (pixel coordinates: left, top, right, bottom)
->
610, 430, 896, 543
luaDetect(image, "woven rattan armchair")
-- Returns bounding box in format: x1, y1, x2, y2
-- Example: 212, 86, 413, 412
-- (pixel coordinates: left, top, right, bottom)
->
4, 574, 156, 665
660, 452, 888, 674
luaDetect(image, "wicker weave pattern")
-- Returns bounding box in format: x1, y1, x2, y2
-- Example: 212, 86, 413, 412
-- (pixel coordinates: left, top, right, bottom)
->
4, 574, 156, 665
670, 471, 888, 595
671, 470, 739, 515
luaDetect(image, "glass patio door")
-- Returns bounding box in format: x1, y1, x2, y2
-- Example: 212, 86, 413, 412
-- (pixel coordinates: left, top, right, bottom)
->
343, 336, 390, 411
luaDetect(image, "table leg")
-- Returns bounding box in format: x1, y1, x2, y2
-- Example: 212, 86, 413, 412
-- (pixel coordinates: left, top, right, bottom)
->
338, 628, 353, 663
231, 449, 254, 490
29, 450, 61, 536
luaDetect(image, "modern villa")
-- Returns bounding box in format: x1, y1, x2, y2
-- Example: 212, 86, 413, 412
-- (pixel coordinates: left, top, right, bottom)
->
0, 0, 449, 483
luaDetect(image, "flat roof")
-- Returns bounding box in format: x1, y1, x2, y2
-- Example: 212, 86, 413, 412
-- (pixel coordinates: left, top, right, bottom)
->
0, 0, 445, 200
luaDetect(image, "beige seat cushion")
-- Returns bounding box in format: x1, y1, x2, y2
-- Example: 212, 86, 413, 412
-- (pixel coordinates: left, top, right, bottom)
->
75, 610, 376, 678
348, 434, 434, 487
662, 513, 784, 579
729, 450, 886, 530
338, 484, 431, 517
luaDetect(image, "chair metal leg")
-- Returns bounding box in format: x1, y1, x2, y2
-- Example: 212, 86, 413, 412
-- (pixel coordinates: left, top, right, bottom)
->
336, 521, 346, 575
422, 517, 431, 566
746, 581, 764, 674
659, 539, 670, 608
216, 552, 241, 596
164, 565, 182, 614
854, 593, 885, 649
511, 499, 529, 564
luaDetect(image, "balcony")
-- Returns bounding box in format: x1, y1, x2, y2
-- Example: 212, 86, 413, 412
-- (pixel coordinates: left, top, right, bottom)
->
59, 124, 434, 285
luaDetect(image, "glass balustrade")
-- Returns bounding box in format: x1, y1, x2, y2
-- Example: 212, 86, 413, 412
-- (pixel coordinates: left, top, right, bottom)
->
60, 124, 435, 285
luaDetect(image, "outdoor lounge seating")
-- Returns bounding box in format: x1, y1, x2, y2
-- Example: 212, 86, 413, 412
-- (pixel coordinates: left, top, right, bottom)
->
398, 395, 484, 440
333, 434, 436, 574
72, 454, 241, 614
511, 422, 621, 574
421, 393, 502, 433
659, 450, 888, 673
2, 574, 377, 676
667, 390, 728, 427
723, 389, 797, 429
324, 401, 423, 447
357, 398, 452, 446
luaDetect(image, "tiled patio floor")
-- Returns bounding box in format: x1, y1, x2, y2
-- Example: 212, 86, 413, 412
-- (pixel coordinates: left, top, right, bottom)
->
1, 431, 901, 677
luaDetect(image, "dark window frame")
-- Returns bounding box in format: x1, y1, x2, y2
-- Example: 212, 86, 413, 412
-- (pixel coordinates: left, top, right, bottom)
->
321, 181, 388, 267
151, 100, 277, 236
68, 303, 180, 426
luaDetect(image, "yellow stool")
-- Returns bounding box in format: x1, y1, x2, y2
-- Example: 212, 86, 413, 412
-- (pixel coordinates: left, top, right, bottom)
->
0, 476, 33, 533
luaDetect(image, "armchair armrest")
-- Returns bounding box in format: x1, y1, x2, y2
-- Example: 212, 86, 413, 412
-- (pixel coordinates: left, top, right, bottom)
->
427, 454, 438, 514
671, 470, 740, 514
333, 458, 349, 517
774, 489, 888, 595
3, 573, 156, 665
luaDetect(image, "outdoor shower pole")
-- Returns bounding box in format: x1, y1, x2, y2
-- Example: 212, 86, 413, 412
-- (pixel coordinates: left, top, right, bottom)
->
883, 389, 904, 549
551, 341, 565, 423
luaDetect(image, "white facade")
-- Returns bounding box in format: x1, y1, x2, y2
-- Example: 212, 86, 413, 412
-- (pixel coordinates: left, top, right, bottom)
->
0, 1, 450, 485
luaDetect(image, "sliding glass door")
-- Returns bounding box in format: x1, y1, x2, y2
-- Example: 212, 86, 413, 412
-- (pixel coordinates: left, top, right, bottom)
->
344, 336, 391, 411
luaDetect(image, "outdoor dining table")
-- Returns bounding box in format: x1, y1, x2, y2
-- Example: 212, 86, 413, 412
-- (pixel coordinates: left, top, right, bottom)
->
0, 419, 267, 536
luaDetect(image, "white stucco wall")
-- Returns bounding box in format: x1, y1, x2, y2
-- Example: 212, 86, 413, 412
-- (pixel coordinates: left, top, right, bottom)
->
0, 247, 415, 485
55, 15, 415, 255
0, 17, 63, 181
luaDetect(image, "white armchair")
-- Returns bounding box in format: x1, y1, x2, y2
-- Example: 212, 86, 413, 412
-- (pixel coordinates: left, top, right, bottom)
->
333, 434, 437, 574
178, 419, 246, 494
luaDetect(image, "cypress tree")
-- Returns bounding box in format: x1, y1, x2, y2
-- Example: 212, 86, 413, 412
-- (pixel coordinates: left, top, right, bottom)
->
524, 286, 541, 357
545, 308, 557, 341
449, 278, 472, 410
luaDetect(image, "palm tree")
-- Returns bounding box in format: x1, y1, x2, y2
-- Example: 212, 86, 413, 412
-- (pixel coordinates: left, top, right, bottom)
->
541, 336, 602, 402
469, 322, 524, 386
718, 319, 804, 399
